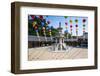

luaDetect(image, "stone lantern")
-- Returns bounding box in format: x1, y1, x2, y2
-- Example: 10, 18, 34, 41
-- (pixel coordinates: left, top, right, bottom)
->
54, 22, 67, 51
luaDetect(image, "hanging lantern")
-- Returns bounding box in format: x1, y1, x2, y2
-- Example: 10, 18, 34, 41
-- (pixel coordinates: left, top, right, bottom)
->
39, 15, 43, 19
65, 22, 68, 29
70, 25, 73, 28
75, 19, 78, 23
65, 22, 68, 25
83, 24, 85, 27
70, 20, 72, 23
75, 19, 78, 36
36, 29, 38, 32
47, 21, 50, 24
75, 24, 78, 27
64, 16, 68, 18
32, 21, 37, 27
31, 15, 35, 19
83, 19, 86, 23
41, 22, 45, 27
34, 26, 38, 30
42, 27, 45, 31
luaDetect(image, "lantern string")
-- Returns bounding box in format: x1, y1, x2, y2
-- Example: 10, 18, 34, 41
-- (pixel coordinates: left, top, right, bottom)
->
43, 27, 47, 42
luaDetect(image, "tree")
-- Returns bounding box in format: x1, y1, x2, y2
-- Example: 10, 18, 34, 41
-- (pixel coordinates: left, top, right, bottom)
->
28, 15, 58, 37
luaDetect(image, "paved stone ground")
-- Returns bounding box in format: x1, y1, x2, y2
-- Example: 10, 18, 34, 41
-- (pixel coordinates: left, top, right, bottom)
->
28, 46, 88, 61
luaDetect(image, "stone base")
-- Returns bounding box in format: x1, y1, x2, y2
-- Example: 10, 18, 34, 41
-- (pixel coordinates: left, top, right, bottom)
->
49, 43, 72, 52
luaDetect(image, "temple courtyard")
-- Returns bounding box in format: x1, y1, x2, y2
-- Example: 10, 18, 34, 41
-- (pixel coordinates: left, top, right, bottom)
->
28, 46, 88, 61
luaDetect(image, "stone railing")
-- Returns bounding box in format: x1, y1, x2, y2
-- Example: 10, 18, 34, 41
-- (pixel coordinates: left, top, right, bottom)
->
28, 36, 78, 42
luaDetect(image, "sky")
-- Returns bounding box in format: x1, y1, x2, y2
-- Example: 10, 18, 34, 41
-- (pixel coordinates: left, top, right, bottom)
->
44, 15, 88, 36
29, 15, 88, 36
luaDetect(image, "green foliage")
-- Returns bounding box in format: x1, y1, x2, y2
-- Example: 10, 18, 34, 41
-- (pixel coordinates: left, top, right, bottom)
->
64, 33, 72, 38
51, 28, 59, 36
28, 16, 58, 37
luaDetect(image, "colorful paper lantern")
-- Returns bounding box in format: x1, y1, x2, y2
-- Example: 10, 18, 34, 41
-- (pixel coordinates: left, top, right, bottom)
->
47, 21, 50, 24
83, 19, 86, 23
70, 25, 73, 28
75, 24, 78, 27
64, 16, 68, 18
32, 21, 37, 27
65, 22, 68, 25
83, 24, 85, 27
36, 29, 38, 32
34, 26, 38, 30
39, 15, 43, 19
75, 19, 78, 23
43, 27, 45, 30
31, 15, 35, 19
41, 22, 45, 27
70, 20, 72, 23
